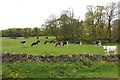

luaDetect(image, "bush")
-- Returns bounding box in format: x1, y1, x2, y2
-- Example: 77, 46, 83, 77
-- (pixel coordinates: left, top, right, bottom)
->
82, 58, 93, 67
24, 36, 29, 38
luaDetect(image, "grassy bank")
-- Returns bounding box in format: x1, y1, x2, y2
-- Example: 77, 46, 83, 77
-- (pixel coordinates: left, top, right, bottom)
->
2, 60, 119, 78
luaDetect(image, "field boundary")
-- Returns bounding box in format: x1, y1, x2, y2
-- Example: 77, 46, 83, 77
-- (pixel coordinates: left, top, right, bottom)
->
1, 52, 120, 62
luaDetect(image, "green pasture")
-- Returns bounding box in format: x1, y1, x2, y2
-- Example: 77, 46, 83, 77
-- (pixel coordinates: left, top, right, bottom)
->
2, 60, 119, 78
1, 37, 119, 55
1, 36, 119, 78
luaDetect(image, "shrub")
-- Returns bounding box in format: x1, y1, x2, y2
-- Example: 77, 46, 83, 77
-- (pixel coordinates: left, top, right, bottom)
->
24, 36, 29, 38
82, 58, 93, 67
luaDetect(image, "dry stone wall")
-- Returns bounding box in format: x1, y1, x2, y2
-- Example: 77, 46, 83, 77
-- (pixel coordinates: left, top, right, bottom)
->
1, 52, 120, 63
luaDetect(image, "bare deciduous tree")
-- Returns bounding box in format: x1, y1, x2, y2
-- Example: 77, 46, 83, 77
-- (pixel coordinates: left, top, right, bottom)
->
104, 2, 117, 40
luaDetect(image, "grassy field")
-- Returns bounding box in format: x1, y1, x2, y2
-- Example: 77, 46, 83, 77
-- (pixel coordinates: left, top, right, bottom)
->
1, 36, 119, 78
2, 60, 119, 78
1, 37, 119, 55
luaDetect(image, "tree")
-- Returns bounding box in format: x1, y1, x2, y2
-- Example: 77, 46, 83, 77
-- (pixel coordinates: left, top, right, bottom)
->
20, 28, 32, 37
31, 27, 41, 36
58, 9, 76, 42
118, 1, 120, 18
44, 14, 60, 38
112, 19, 120, 42
84, 5, 97, 41
84, 5, 113, 41
104, 2, 117, 41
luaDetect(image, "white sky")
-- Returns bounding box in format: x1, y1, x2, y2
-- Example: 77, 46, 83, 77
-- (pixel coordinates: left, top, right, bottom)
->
0, 0, 119, 30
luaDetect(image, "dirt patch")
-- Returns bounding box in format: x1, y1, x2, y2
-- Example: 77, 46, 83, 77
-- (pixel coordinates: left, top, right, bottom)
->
21, 47, 29, 48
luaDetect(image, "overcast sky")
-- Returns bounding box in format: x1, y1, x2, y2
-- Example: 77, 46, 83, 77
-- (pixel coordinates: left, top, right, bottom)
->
0, 0, 119, 30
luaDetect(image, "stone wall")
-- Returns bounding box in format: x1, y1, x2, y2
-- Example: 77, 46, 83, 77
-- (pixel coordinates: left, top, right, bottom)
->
1, 52, 120, 63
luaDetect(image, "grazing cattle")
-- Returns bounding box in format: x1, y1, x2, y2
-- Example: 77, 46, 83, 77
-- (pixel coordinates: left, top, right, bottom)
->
45, 37, 48, 39
36, 36, 39, 39
20, 41, 26, 44
55, 42, 62, 47
44, 40, 49, 44
49, 41, 55, 43
103, 46, 117, 54
76, 41, 82, 45
93, 41, 101, 46
37, 40, 40, 43
63, 41, 68, 46
31, 41, 40, 46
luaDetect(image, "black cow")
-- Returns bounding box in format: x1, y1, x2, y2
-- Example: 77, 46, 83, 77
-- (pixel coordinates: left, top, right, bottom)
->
37, 40, 40, 43
44, 40, 49, 44
50, 41, 55, 43
45, 37, 48, 39
31, 40, 40, 46
20, 41, 26, 44
76, 41, 82, 45
36, 36, 39, 39
93, 41, 101, 46
63, 41, 68, 46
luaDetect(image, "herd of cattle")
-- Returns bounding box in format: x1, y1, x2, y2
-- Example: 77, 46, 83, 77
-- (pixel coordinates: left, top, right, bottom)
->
20, 40, 82, 47
20, 37, 117, 54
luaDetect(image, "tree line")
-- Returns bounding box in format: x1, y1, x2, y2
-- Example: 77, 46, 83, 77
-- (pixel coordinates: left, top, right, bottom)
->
1, 27, 41, 37
1, 2, 120, 43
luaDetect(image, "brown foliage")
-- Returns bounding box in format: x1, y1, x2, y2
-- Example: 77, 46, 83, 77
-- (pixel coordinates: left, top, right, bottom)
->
9, 37, 17, 39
